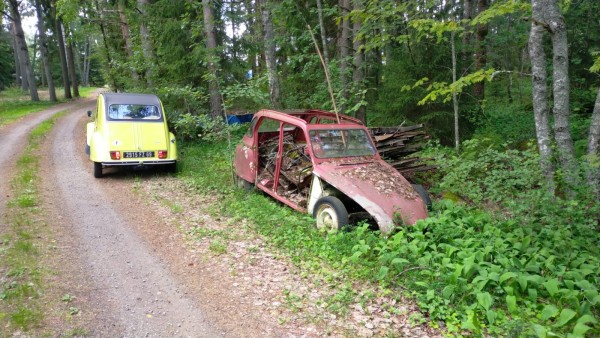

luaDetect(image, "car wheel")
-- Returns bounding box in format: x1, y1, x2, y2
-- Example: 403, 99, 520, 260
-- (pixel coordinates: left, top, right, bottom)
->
412, 184, 432, 210
313, 196, 349, 232
235, 175, 254, 191
93, 162, 103, 178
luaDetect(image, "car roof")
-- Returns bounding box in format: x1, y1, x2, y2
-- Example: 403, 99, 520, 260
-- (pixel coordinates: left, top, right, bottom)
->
255, 109, 364, 127
102, 93, 162, 107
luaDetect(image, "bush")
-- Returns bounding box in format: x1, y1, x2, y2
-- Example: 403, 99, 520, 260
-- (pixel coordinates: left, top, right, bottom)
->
170, 113, 243, 142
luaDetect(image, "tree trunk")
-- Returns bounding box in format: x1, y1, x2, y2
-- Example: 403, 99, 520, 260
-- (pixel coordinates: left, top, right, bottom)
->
35, 0, 56, 101
529, 4, 555, 192
473, 0, 488, 99
586, 87, 600, 199
83, 38, 91, 86
338, 0, 351, 114
66, 38, 80, 97
202, 0, 223, 118
55, 18, 72, 99
259, 0, 281, 108
452, 31, 460, 152
8, 0, 38, 101
545, 0, 580, 194
138, 0, 154, 87
10, 21, 22, 88
316, 0, 329, 65
117, 1, 139, 83
352, 0, 365, 123
462, 0, 474, 65
94, 0, 118, 91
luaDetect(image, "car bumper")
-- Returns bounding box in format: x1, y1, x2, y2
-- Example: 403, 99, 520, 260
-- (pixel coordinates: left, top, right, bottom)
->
100, 160, 176, 167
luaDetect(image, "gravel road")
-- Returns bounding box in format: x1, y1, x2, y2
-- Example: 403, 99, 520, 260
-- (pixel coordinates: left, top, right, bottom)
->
0, 100, 90, 224
44, 102, 223, 337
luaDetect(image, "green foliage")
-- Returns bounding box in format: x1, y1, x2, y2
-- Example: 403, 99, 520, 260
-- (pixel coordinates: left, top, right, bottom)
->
222, 75, 270, 111
0, 29, 14, 91
470, 0, 531, 26
170, 113, 242, 142
591, 53, 600, 73
413, 69, 496, 106
157, 85, 209, 116
178, 135, 600, 337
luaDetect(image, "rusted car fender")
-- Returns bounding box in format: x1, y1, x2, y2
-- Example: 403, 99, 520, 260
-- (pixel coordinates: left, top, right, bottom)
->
310, 162, 428, 235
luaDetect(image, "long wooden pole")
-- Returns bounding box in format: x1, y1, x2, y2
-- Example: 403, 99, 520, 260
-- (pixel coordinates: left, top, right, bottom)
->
307, 24, 340, 124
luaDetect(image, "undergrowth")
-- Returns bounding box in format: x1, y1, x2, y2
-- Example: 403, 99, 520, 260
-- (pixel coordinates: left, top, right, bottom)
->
178, 128, 599, 337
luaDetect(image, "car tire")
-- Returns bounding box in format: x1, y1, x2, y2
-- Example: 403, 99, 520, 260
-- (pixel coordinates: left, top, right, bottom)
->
313, 196, 349, 232
168, 162, 177, 173
93, 162, 103, 178
85, 144, 90, 155
235, 175, 254, 191
412, 184, 432, 210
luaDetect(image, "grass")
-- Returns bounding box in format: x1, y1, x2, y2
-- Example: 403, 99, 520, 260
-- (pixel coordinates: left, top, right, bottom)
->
0, 86, 96, 127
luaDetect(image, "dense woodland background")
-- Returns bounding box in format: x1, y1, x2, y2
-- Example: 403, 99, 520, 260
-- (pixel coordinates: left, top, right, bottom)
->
1, 0, 600, 336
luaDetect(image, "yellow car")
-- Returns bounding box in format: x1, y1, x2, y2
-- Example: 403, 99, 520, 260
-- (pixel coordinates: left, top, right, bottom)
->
86, 93, 177, 178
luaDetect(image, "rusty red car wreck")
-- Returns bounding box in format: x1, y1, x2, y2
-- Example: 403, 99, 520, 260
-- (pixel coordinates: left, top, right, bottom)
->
234, 109, 428, 235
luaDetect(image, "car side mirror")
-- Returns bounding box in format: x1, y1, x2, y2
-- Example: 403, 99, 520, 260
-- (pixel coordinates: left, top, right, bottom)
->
87, 110, 93, 117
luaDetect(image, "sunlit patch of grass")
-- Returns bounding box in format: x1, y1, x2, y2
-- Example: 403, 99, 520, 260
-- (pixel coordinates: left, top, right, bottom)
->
0, 86, 96, 127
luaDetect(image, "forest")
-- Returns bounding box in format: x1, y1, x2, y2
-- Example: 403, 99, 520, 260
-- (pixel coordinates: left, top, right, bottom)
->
1, 0, 600, 336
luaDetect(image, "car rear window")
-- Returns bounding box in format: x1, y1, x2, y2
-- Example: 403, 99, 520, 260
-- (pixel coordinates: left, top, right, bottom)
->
107, 104, 162, 121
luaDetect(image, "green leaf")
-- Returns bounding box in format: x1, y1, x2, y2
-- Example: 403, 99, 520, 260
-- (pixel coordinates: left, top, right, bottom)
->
415, 281, 429, 289
442, 285, 455, 299
540, 305, 559, 321
532, 324, 547, 338
477, 292, 493, 311
543, 279, 560, 298
553, 308, 577, 328
500, 272, 517, 284
427, 289, 435, 301
528, 288, 538, 302
391, 257, 409, 265
486, 309, 496, 324
576, 314, 598, 325
572, 323, 591, 336
461, 310, 481, 332
506, 295, 517, 315
377, 266, 389, 280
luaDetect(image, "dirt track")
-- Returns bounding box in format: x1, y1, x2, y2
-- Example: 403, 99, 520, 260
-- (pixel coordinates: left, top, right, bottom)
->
2, 97, 280, 337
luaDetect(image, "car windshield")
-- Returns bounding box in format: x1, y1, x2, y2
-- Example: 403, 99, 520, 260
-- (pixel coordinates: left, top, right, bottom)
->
108, 104, 161, 120
309, 129, 376, 158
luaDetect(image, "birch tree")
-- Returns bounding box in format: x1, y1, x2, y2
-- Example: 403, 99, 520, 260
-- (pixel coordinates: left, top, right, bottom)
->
528, 6, 555, 190
529, 0, 580, 195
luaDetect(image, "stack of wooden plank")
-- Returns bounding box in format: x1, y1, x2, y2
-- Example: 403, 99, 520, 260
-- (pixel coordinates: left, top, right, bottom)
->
368, 124, 436, 176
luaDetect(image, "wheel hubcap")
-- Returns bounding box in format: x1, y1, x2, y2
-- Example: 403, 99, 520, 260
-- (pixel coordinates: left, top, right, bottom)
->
316, 205, 338, 232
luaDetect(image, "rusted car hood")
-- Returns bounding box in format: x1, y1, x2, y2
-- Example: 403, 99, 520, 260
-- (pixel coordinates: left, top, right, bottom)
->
313, 160, 427, 234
